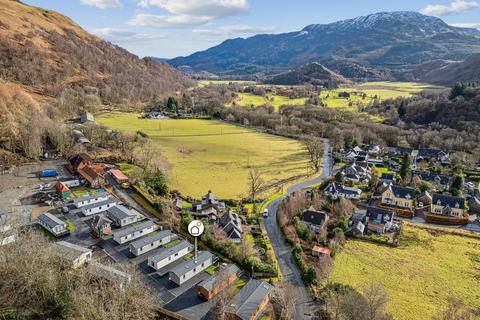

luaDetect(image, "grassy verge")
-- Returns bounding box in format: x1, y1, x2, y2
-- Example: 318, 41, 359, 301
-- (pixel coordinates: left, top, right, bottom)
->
65, 220, 75, 233
130, 193, 161, 218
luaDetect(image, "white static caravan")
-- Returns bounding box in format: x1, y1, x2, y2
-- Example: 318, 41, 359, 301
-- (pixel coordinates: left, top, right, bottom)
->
73, 192, 110, 208
148, 240, 192, 270
37, 212, 68, 237
81, 197, 117, 217
113, 220, 159, 245
128, 230, 176, 256
168, 251, 214, 286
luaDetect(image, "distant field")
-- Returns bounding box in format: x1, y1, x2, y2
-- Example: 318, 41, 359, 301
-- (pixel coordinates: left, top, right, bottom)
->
329, 224, 480, 320
232, 92, 307, 111
198, 80, 257, 87
97, 113, 309, 199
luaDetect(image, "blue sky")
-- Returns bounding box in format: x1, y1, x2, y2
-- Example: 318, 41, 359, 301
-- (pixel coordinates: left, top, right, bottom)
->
23, 0, 480, 58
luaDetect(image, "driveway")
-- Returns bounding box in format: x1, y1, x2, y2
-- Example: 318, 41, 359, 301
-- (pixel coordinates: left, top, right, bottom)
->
264, 139, 332, 320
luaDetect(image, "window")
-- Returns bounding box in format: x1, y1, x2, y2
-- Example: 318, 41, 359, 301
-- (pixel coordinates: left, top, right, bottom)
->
193, 268, 196, 272
175, 253, 178, 257
169, 257, 171, 261
183, 275, 186, 279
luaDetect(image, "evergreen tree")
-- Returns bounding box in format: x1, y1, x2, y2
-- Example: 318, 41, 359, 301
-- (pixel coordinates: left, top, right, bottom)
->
400, 153, 411, 180
449, 83, 465, 100
166, 97, 178, 113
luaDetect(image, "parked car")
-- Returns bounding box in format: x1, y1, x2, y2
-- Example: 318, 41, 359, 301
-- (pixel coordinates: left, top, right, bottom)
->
263, 208, 269, 218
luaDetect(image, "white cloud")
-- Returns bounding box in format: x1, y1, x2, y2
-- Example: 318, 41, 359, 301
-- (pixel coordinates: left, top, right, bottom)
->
91, 28, 165, 43
420, 0, 479, 16
449, 22, 480, 28
80, 0, 123, 9
128, 14, 211, 28
193, 24, 276, 36
129, 0, 249, 27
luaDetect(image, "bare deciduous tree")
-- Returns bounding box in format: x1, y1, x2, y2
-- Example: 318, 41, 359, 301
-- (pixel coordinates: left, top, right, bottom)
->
248, 168, 265, 214
272, 282, 297, 320
304, 137, 323, 173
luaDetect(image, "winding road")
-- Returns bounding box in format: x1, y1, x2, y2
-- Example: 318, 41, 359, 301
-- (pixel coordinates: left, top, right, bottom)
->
264, 139, 333, 320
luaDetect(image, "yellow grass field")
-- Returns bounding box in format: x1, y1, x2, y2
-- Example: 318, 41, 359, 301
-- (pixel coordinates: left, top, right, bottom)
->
329, 224, 480, 320
232, 92, 307, 111
97, 113, 310, 199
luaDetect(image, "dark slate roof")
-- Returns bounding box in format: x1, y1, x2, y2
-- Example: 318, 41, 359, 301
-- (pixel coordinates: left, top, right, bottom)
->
326, 183, 362, 196
301, 207, 327, 226
418, 148, 446, 158
390, 185, 415, 199
38, 213, 66, 229
106, 204, 134, 220
220, 211, 243, 233
380, 173, 394, 180
149, 240, 191, 263
366, 206, 394, 224
413, 172, 451, 185
394, 146, 413, 155
129, 230, 173, 250
227, 279, 273, 320
169, 251, 213, 278
432, 194, 465, 209
197, 264, 240, 292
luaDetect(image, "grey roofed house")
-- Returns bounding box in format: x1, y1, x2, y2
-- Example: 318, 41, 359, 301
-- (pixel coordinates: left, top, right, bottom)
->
390, 185, 415, 199
198, 263, 240, 292
301, 206, 328, 227
169, 251, 214, 279
417, 148, 447, 160
380, 173, 394, 182
413, 172, 451, 185
432, 194, 465, 209
227, 279, 273, 320
114, 220, 156, 239
149, 240, 191, 264
73, 192, 109, 206
219, 211, 242, 241
129, 230, 173, 250
366, 206, 394, 224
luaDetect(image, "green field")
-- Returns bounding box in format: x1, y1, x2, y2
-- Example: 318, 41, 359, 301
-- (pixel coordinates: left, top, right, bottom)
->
329, 224, 480, 320
232, 92, 307, 111
97, 113, 309, 199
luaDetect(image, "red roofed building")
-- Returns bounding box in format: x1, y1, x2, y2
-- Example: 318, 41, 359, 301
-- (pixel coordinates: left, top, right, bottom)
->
55, 181, 71, 200
78, 166, 104, 189
110, 169, 129, 184
68, 153, 93, 174
312, 245, 331, 257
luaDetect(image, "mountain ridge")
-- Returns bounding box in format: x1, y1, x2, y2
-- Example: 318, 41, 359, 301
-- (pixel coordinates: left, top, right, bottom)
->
169, 11, 480, 78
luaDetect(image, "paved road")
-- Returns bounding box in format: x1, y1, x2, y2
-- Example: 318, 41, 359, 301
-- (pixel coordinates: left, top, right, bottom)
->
264, 139, 332, 320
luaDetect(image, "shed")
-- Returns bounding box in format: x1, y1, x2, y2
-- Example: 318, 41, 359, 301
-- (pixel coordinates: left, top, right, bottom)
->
197, 263, 240, 300
225, 279, 273, 320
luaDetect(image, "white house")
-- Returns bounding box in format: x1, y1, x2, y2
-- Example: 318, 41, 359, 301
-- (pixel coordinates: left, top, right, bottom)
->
55, 241, 92, 269
106, 205, 138, 227
37, 213, 68, 237
113, 220, 159, 245
129, 230, 176, 256
148, 240, 192, 270
81, 197, 118, 216
73, 192, 110, 208
169, 251, 214, 286
60, 179, 81, 188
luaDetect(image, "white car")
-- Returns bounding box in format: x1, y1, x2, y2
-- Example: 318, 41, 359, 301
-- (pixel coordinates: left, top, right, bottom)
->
263, 208, 269, 218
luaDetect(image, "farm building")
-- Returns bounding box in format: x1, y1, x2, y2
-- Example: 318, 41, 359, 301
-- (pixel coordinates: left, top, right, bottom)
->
312, 245, 332, 257
81, 197, 117, 217
129, 230, 176, 256
68, 153, 93, 174
37, 213, 68, 237
197, 263, 239, 300
90, 214, 112, 237
78, 166, 104, 188
109, 169, 129, 184
169, 251, 214, 286
54, 241, 92, 269
106, 205, 138, 227
73, 192, 110, 208
148, 240, 192, 270
113, 220, 159, 245
55, 181, 72, 200
225, 279, 273, 320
